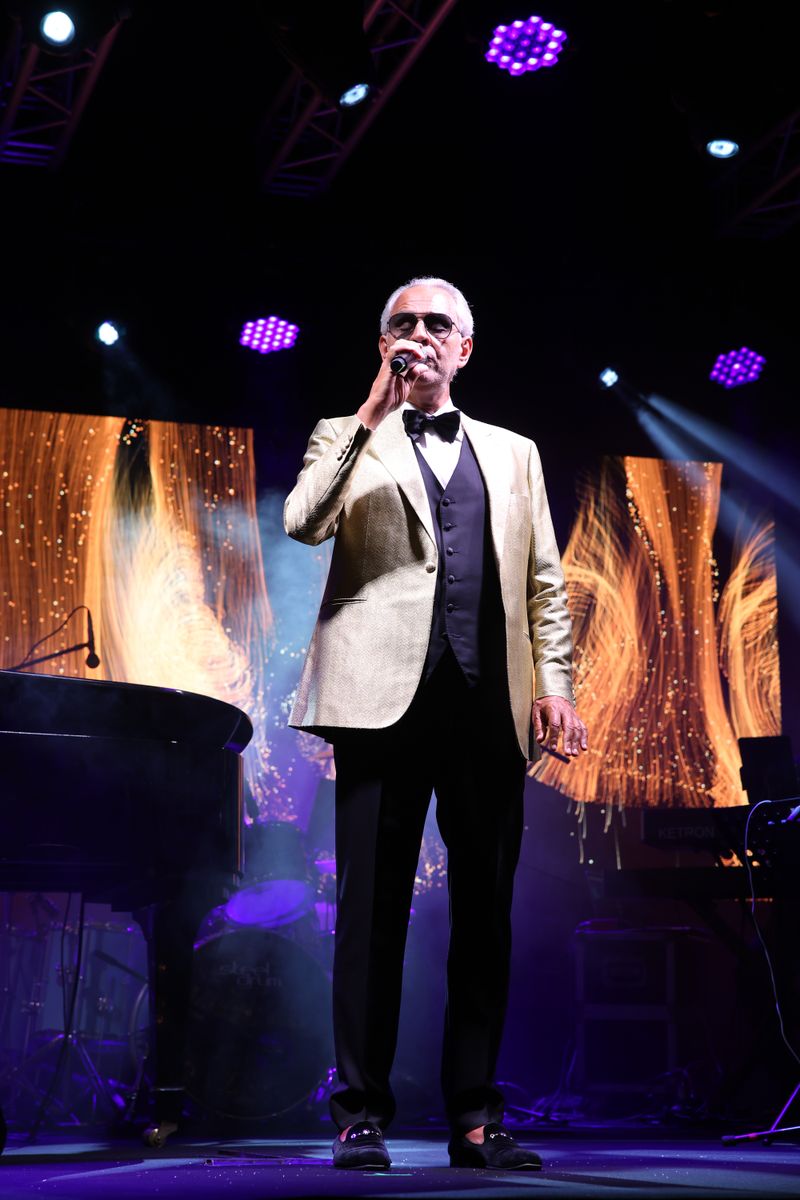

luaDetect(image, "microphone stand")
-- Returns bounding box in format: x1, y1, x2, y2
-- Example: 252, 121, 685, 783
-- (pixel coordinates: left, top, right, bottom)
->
721, 1082, 800, 1145
721, 787, 800, 1145
6, 642, 94, 672
5, 604, 99, 673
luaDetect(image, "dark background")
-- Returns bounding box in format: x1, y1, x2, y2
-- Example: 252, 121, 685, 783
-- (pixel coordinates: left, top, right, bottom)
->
2, 0, 799, 1125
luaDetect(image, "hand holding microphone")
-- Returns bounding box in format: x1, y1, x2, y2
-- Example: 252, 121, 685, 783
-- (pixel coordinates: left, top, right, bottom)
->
388, 337, 431, 380
357, 339, 431, 431
390, 350, 427, 376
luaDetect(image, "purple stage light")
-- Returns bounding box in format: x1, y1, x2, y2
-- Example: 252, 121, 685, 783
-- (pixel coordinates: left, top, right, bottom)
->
709, 346, 766, 388
485, 14, 566, 75
239, 316, 299, 355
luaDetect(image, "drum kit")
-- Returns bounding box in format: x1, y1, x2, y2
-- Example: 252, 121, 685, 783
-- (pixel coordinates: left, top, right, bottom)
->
0, 821, 339, 1129
185, 819, 337, 1121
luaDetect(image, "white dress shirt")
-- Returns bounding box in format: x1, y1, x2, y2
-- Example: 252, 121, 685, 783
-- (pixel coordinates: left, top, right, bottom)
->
402, 399, 463, 489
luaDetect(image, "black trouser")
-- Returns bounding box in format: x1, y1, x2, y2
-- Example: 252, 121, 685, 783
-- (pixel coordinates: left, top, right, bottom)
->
329, 647, 526, 1134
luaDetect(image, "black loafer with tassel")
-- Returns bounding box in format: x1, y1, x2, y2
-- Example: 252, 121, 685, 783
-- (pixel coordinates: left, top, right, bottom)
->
332, 1122, 392, 1169
448, 1123, 542, 1170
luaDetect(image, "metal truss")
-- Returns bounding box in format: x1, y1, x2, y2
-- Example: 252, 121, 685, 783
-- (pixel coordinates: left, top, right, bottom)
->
713, 107, 800, 239
261, 0, 460, 197
0, 20, 123, 169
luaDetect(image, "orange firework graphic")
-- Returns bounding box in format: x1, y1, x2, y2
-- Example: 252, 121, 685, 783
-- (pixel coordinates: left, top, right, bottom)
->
531, 456, 781, 809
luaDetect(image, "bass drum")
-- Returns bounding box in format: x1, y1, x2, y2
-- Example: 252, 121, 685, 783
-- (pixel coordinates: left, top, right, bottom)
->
183, 927, 331, 1120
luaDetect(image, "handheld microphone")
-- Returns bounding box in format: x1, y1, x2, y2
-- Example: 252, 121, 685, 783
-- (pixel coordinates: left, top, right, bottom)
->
85, 608, 100, 670
391, 353, 430, 376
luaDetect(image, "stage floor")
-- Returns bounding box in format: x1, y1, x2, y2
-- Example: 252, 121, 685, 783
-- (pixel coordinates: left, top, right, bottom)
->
1, 1130, 799, 1199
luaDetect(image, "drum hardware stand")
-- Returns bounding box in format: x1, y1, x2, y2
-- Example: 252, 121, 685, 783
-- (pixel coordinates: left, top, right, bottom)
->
0, 945, 122, 1124
0, 925, 149, 1129
0, 1028, 122, 1125
0, 909, 18, 1062
0, 923, 51, 1114
0, 895, 60, 1067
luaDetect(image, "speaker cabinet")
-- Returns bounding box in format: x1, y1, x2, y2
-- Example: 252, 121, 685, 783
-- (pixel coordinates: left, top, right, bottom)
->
574, 926, 716, 1094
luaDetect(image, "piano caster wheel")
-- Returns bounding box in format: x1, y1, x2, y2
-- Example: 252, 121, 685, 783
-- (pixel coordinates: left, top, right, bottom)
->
142, 1121, 179, 1149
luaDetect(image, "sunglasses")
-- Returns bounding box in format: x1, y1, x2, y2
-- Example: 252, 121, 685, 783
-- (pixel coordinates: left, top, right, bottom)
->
386, 311, 461, 341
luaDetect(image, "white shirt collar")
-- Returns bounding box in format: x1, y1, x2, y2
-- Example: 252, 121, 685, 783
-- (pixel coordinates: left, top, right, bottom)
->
401, 398, 458, 415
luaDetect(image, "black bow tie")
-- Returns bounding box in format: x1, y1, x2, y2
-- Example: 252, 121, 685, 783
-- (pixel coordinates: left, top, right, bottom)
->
402, 408, 460, 443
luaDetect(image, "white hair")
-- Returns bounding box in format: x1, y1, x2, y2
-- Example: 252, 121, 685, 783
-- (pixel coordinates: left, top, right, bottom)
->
379, 276, 474, 338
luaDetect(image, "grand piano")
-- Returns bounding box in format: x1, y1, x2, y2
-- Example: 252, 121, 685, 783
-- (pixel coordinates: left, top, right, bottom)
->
0, 669, 252, 1142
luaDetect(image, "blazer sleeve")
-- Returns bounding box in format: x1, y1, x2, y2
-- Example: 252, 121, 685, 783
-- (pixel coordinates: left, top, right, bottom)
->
284, 415, 373, 546
527, 440, 575, 704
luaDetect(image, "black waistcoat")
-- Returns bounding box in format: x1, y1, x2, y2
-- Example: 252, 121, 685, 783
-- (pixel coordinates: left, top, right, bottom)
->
413, 435, 506, 687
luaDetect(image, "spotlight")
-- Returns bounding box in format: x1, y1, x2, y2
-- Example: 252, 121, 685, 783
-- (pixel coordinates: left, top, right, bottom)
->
485, 15, 567, 76
709, 346, 766, 388
260, 1, 375, 112
239, 316, 299, 355
598, 367, 646, 413
706, 139, 739, 159
95, 320, 121, 346
39, 9, 75, 44
20, 4, 131, 55
339, 81, 371, 108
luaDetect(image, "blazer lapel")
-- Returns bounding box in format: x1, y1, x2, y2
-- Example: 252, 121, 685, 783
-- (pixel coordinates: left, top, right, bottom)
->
371, 410, 436, 546
460, 413, 508, 565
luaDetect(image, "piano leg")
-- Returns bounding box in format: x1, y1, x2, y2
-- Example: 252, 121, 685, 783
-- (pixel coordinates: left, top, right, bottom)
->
133, 888, 222, 1146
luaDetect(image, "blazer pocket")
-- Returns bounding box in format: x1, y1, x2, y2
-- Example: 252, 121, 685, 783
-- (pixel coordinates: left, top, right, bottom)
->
320, 596, 367, 607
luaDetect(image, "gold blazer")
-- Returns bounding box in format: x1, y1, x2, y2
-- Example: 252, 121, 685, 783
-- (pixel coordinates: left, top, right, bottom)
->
284, 408, 574, 761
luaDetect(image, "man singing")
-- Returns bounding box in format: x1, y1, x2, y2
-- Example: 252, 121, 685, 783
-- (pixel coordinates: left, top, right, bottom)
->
284, 276, 587, 1170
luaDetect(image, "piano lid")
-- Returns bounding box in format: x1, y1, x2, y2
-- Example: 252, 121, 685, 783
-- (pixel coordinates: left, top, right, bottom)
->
0, 670, 253, 752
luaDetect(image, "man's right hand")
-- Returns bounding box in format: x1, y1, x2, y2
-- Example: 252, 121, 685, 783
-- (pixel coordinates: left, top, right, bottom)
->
356, 339, 430, 431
